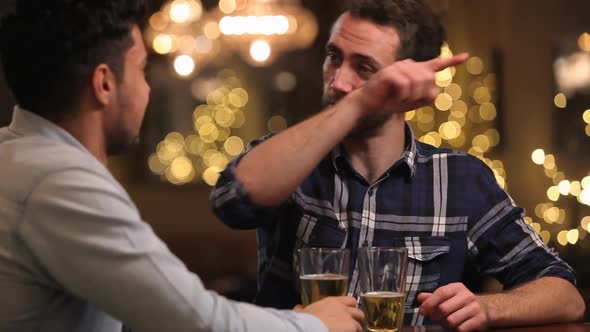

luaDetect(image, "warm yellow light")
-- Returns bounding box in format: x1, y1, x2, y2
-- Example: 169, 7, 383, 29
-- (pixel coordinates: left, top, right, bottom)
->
434, 93, 453, 111
405, 110, 416, 121
479, 102, 497, 121
216, 126, 230, 142
531, 149, 545, 165
552, 171, 565, 185
473, 87, 491, 104
229, 88, 249, 107
439, 121, 461, 140
199, 123, 219, 143
554, 93, 567, 108
170, 156, 194, 182
570, 181, 582, 196
547, 186, 560, 201
472, 135, 490, 152
203, 167, 222, 186
466, 56, 484, 75
530, 222, 541, 233
250, 40, 271, 62
580, 189, 590, 205
450, 100, 468, 114
148, 153, 166, 174
523, 216, 533, 224
485, 129, 501, 147
582, 176, 590, 190
579, 32, 590, 52
169, 0, 202, 24
567, 229, 579, 245
544, 207, 559, 223
435, 68, 453, 87
149, 12, 169, 31
558, 180, 571, 196
586, 124, 590, 137
275, 71, 297, 92
174, 55, 195, 77
224, 136, 245, 156
268, 115, 288, 132
539, 231, 551, 244
543, 154, 556, 170
420, 132, 442, 147
214, 107, 235, 127
582, 216, 590, 231
153, 34, 173, 54
231, 110, 246, 128
218, 0, 236, 14
219, 16, 290, 35
444, 83, 462, 100
496, 175, 506, 189
448, 132, 466, 148
207, 88, 229, 106
583, 110, 590, 124
204, 21, 221, 39
557, 231, 568, 246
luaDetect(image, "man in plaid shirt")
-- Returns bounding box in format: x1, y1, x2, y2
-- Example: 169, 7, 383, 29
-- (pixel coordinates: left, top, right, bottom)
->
211, 0, 585, 330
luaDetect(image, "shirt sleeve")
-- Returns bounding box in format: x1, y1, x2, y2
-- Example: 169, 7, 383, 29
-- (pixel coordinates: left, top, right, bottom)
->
20, 168, 327, 332
465, 157, 576, 289
210, 133, 282, 230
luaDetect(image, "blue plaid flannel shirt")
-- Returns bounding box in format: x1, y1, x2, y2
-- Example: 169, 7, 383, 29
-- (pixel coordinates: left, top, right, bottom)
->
211, 123, 576, 326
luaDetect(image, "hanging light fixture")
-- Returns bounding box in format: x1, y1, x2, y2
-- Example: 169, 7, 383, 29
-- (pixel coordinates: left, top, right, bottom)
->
213, 0, 318, 66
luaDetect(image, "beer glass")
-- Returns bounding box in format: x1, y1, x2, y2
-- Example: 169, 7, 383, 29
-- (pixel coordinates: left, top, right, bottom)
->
298, 247, 349, 305
358, 247, 408, 332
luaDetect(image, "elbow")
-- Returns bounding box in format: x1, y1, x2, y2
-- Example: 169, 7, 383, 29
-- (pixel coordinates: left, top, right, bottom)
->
570, 293, 586, 321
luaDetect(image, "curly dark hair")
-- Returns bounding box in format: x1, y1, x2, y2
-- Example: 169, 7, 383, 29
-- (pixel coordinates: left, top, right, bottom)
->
347, 0, 446, 62
0, 0, 146, 119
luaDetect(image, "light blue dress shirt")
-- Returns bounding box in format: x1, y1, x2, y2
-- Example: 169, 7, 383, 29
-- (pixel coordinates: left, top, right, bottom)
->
0, 107, 327, 332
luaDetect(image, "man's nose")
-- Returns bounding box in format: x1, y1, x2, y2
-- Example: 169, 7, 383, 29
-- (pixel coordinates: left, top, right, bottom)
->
330, 66, 358, 94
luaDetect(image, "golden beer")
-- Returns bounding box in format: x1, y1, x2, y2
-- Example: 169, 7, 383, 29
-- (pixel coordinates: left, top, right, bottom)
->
361, 291, 406, 332
300, 273, 348, 305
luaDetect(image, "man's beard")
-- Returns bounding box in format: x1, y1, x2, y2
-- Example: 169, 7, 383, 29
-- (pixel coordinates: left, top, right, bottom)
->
322, 89, 391, 138
106, 93, 140, 156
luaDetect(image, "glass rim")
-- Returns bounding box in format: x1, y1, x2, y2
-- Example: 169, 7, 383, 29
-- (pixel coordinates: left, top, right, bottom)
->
357, 246, 408, 253
297, 247, 350, 253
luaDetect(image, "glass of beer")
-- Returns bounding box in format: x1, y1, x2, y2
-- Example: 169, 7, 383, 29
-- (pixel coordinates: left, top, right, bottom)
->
298, 247, 349, 305
358, 247, 408, 332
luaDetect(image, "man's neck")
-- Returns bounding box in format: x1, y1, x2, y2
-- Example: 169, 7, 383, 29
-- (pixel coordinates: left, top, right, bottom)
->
58, 110, 109, 166
343, 113, 406, 184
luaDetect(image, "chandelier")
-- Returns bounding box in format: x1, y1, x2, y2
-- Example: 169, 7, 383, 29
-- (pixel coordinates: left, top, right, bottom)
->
144, 0, 318, 76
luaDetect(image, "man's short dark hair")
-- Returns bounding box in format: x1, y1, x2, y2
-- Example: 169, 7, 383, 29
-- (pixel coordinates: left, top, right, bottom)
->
347, 0, 446, 62
0, 0, 146, 119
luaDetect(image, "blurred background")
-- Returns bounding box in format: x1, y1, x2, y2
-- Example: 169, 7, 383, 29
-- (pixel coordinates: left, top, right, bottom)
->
1, 0, 589, 310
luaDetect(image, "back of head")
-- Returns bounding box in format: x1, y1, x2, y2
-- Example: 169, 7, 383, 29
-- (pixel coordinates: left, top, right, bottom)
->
347, 0, 446, 61
0, 0, 146, 120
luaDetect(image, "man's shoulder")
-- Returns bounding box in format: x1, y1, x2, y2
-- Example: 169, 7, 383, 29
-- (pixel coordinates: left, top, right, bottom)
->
414, 140, 480, 163
0, 135, 110, 200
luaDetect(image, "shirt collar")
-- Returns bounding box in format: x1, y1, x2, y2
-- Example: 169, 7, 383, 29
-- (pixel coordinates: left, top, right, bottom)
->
331, 122, 418, 178
8, 105, 88, 153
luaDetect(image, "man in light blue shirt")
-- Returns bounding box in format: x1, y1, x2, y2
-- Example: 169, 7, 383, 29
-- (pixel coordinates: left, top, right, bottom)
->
0, 1, 364, 331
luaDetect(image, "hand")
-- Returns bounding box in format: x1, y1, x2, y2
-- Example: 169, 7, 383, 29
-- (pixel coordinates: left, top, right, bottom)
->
417, 282, 489, 332
295, 296, 365, 332
353, 53, 469, 116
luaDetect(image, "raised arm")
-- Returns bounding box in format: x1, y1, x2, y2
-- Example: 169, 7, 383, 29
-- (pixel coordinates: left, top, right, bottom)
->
235, 54, 468, 207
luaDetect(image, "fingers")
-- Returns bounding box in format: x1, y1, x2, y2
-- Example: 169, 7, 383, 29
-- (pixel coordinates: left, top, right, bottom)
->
293, 304, 304, 311
427, 52, 469, 72
352, 318, 364, 332
417, 292, 432, 303
444, 301, 480, 329
335, 296, 359, 307
348, 307, 365, 322
419, 284, 460, 316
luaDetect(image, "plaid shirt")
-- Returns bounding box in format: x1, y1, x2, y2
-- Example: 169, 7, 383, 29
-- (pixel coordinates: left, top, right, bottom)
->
211, 123, 576, 326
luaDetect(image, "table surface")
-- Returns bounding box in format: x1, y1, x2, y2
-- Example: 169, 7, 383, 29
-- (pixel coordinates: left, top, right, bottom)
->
401, 322, 590, 332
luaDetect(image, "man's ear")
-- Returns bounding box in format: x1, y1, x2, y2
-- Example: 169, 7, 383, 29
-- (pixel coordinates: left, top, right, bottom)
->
92, 64, 116, 106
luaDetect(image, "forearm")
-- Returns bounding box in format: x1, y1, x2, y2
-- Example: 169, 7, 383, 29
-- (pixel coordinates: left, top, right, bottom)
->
479, 277, 585, 327
235, 94, 363, 207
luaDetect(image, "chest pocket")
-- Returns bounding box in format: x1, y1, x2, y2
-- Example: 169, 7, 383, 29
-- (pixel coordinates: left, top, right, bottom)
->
391, 237, 450, 307
295, 213, 347, 248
